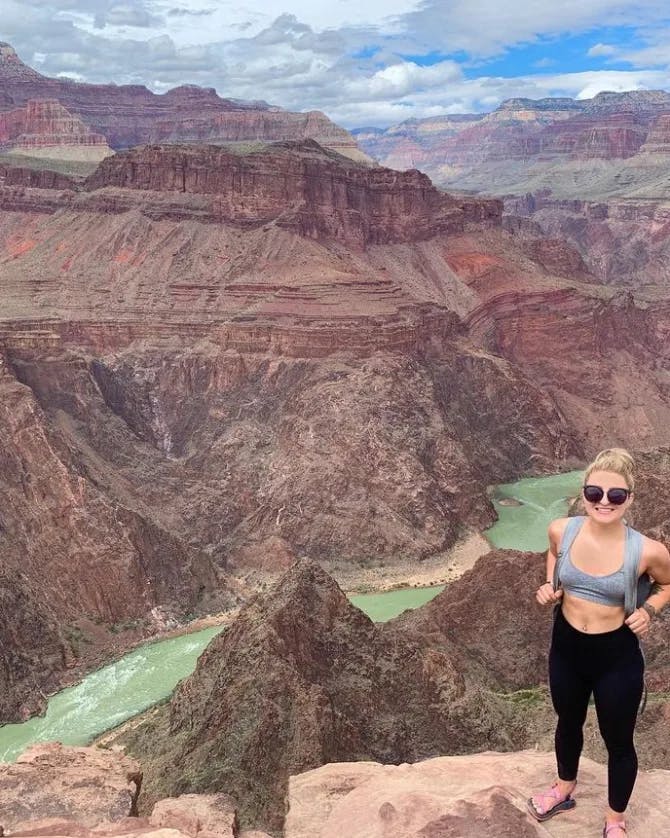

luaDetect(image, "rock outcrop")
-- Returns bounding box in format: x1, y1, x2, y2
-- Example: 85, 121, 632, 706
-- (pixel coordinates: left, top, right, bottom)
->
284, 751, 670, 837
0, 742, 272, 838
117, 559, 530, 832
112, 551, 670, 833
0, 743, 141, 829
0, 43, 367, 162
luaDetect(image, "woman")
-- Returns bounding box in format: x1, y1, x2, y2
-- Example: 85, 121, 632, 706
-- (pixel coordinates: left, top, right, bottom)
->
528, 448, 670, 837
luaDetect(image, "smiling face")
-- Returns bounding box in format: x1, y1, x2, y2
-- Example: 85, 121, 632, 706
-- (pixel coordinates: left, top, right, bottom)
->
582, 468, 633, 525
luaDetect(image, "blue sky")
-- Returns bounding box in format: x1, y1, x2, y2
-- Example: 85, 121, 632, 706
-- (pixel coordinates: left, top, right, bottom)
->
3, 1, 670, 127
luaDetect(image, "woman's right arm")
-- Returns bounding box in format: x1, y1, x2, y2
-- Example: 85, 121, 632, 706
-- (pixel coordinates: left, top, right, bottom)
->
536, 518, 566, 606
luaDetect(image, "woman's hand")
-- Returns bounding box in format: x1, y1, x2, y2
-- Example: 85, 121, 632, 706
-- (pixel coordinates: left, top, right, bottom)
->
625, 607, 652, 637
536, 581, 563, 606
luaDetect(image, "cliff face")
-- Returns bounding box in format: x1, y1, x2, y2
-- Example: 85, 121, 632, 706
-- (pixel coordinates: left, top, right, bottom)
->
504, 193, 670, 285
0, 99, 111, 155
355, 93, 670, 290
80, 142, 501, 246
0, 43, 368, 162
0, 350, 231, 718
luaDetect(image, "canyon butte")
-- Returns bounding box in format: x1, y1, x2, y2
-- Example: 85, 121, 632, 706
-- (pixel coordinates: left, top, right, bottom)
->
2, 45, 670, 838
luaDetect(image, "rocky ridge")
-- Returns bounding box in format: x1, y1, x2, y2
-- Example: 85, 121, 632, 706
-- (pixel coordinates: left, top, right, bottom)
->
0, 43, 367, 162
117, 558, 537, 831
355, 90, 670, 185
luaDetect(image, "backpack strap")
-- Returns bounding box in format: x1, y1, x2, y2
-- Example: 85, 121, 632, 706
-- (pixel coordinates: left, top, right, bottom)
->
623, 525, 644, 617
553, 516, 585, 591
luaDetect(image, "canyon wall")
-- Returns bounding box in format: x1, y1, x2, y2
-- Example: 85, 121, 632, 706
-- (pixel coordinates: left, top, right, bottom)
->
1, 142, 670, 720
355, 90, 670, 192
355, 91, 670, 287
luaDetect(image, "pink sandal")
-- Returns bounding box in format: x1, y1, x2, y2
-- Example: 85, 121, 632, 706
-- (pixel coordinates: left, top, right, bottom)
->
603, 822, 626, 837
527, 781, 577, 821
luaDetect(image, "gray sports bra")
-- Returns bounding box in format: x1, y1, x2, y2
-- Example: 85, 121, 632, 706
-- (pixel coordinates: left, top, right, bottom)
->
560, 543, 626, 608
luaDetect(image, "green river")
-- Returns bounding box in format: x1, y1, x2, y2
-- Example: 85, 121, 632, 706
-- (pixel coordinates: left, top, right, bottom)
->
0, 469, 582, 762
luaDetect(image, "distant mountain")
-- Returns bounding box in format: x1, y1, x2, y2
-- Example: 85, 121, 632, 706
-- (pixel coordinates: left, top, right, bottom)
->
354, 91, 670, 286
353, 90, 670, 193
0, 42, 369, 162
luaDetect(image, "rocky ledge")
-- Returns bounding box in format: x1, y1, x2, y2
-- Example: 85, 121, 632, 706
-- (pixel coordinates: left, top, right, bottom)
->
285, 751, 670, 837
0, 743, 269, 838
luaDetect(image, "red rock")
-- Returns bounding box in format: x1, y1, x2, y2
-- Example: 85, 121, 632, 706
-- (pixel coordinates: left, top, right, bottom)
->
356, 90, 670, 187
284, 751, 670, 837
1, 135, 670, 726
149, 795, 237, 836
0, 44, 367, 162
81, 142, 502, 247
0, 744, 141, 833
0, 100, 110, 153
116, 559, 538, 832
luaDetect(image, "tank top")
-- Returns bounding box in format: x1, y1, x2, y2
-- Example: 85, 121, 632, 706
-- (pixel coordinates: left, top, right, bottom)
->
560, 542, 626, 607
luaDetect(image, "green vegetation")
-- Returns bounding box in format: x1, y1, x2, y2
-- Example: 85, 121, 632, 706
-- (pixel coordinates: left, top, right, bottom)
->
62, 623, 93, 656
0, 152, 98, 177
496, 686, 549, 708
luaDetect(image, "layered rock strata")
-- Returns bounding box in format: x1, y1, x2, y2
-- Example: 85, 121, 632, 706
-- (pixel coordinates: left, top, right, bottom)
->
355, 91, 670, 182
504, 193, 670, 285
0, 99, 112, 159
0, 141, 502, 246
0, 43, 367, 162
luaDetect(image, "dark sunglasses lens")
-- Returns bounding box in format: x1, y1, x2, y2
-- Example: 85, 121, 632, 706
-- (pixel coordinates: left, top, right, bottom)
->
607, 488, 629, 505
583, 485, 604, 503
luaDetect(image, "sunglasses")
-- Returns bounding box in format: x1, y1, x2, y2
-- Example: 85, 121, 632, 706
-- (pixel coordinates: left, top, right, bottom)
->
582, 485, 631, 505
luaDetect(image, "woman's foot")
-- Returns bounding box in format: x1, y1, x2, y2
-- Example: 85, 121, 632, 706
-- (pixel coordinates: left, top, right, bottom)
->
603, 819, 626, 836
527, 780, 577, 821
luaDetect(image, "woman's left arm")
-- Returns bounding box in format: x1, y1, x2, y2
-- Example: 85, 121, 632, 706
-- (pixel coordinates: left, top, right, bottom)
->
642, 539, 670, 615
625, 539, 670, 635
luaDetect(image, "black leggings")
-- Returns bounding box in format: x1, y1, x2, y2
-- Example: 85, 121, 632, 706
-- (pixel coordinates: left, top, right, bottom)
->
549, 608, 644, 813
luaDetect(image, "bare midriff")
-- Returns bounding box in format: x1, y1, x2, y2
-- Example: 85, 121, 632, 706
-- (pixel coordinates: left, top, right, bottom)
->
561, 593, 626, 634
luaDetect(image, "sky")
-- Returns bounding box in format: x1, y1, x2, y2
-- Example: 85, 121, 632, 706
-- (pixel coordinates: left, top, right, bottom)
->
4, 1, 670, 128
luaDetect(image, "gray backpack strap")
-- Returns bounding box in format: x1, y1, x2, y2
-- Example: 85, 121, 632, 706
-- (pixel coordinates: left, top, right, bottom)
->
553, 516, 585, 590
623, 526, 644, 617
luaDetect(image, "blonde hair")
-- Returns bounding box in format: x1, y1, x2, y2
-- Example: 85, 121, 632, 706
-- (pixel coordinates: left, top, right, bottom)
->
584, 447, 635, 491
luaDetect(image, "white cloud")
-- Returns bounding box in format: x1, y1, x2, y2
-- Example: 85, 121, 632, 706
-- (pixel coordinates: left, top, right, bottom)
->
3, 0, 670, 128
587, 43, 618, 57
